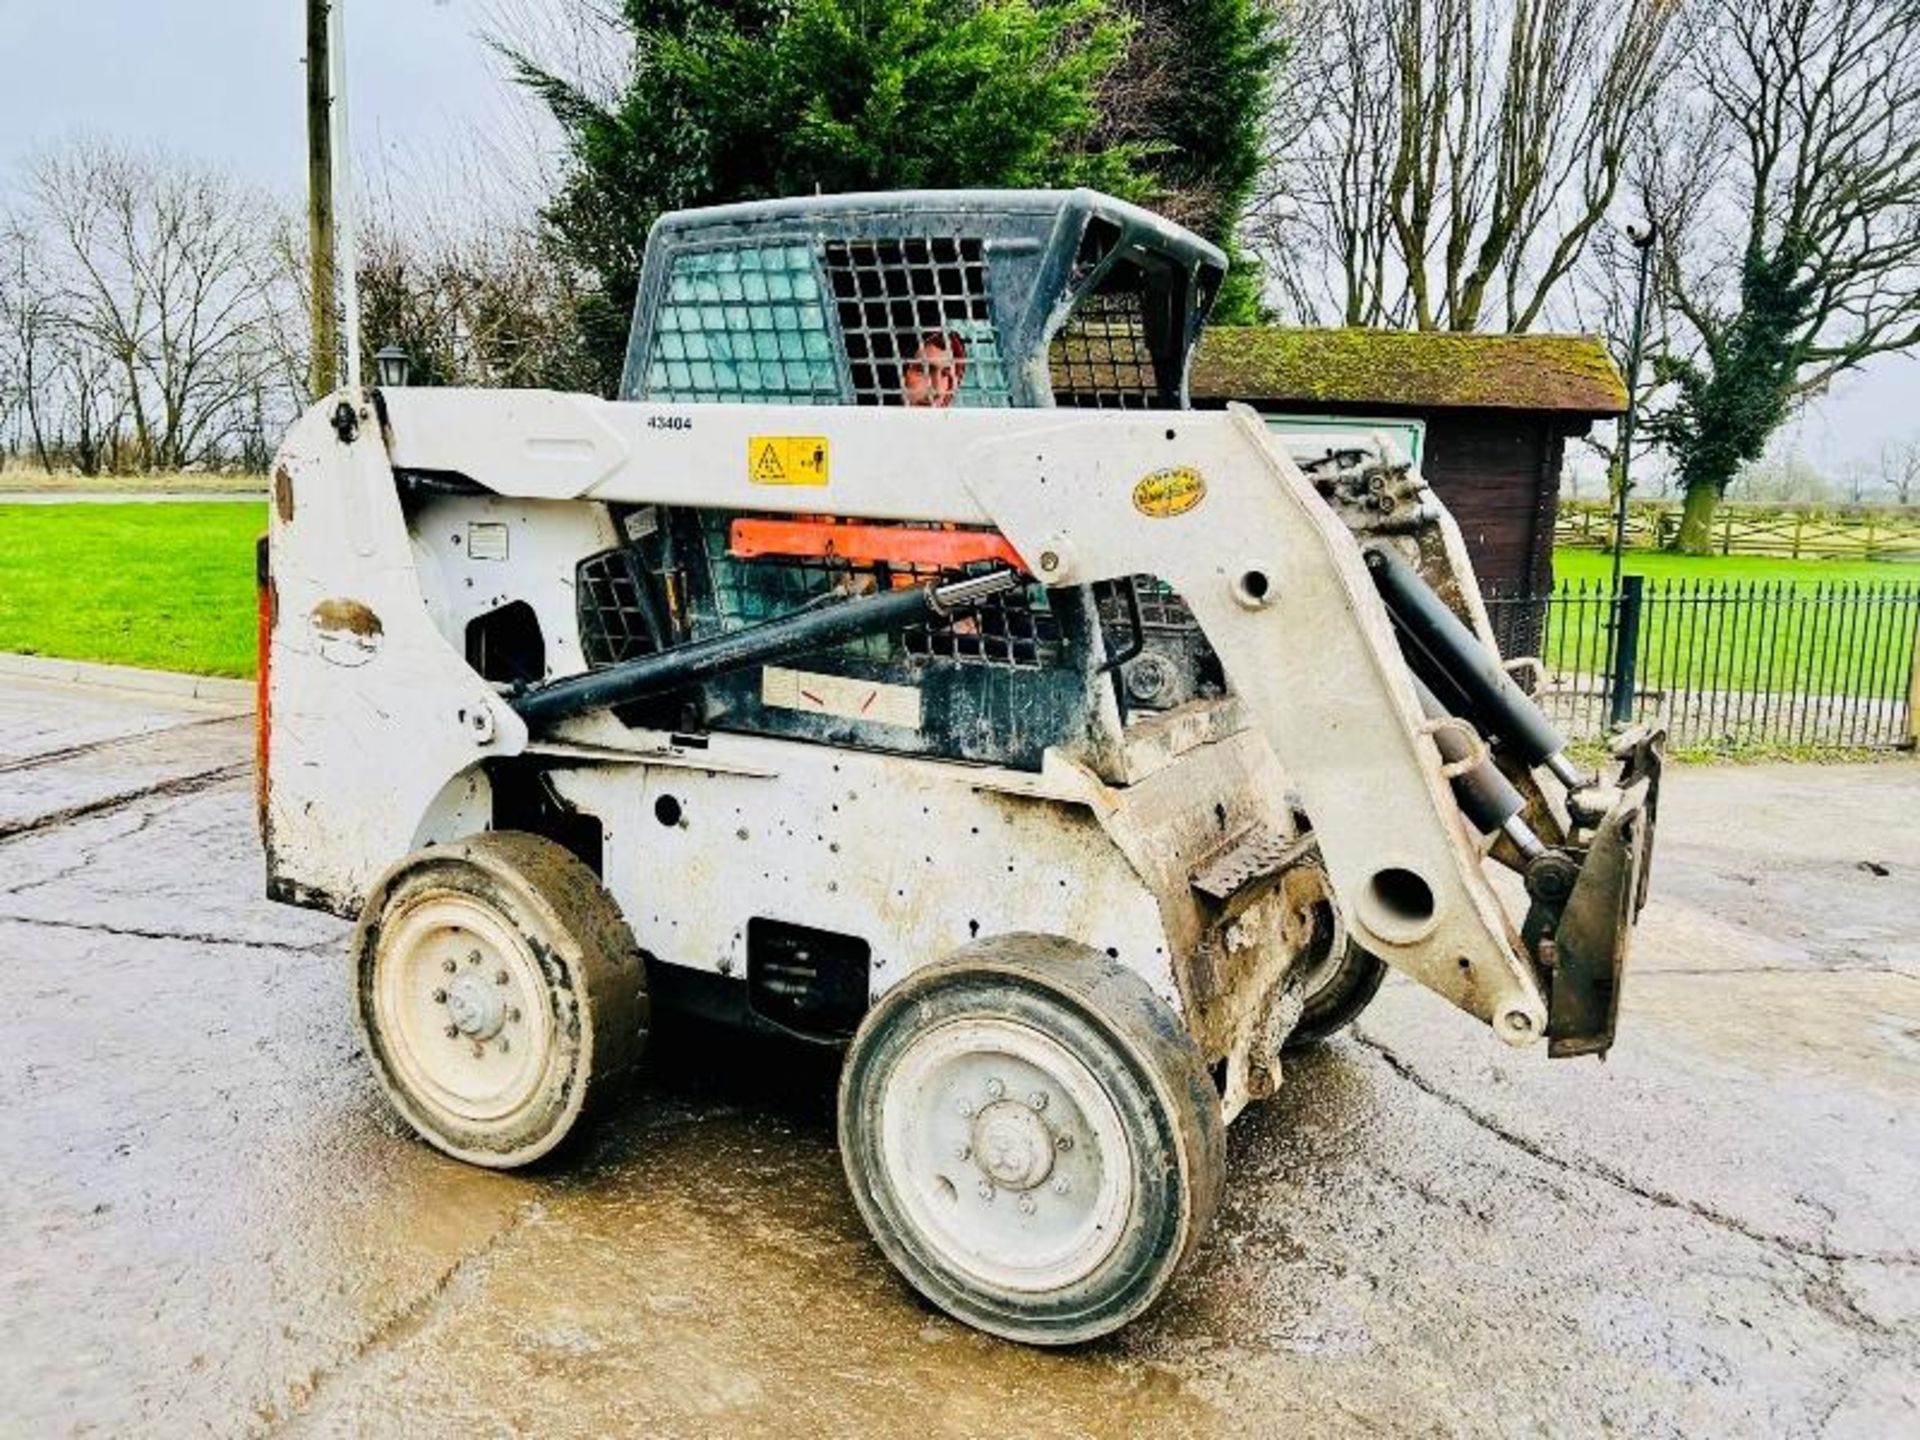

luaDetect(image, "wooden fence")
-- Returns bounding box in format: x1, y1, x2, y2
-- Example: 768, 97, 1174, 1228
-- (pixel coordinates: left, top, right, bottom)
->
1557, 499, 1920, 561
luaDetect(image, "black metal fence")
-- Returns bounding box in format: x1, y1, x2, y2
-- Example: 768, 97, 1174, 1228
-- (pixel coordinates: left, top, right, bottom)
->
1483, 577, 1920, 750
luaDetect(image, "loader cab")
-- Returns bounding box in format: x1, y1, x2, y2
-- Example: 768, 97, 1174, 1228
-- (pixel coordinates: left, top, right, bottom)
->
618, 189, 1226, 411
582, 190, 1231, 776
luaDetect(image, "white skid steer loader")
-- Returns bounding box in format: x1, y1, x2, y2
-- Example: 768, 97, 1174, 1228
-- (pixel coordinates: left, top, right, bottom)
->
260, 190, 1662, 1344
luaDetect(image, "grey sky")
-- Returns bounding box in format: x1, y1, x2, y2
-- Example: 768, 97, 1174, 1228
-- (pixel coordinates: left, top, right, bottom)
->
1, 0, 1912, 475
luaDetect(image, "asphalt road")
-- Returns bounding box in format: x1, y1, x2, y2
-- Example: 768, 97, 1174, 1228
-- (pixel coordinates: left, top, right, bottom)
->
2, 676, 1915, 1438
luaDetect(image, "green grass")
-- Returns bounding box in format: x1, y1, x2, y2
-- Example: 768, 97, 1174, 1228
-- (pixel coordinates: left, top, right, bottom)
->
1552, 547, 1913, 585
0, 502, 265, 677
1539, 548, 1920, 701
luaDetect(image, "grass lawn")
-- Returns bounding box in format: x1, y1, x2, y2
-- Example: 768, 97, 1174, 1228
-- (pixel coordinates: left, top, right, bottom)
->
0, 502, 266, 677
1539, 548, 1920, 701
1552, 547, 1915, 586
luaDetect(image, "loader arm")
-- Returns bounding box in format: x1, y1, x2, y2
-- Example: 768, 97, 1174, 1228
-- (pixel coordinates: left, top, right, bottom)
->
353, 389, 1556, 1041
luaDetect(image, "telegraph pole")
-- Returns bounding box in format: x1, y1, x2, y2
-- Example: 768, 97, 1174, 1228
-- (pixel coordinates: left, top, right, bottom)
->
306, 0, 338, 398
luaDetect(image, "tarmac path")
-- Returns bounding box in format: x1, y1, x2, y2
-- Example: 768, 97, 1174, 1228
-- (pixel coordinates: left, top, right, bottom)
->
2, 675, 1915, 1437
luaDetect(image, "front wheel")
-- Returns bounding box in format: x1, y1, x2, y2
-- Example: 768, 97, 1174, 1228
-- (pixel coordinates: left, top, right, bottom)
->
352, 831, 647, 1169
838, 935, 1224, 1345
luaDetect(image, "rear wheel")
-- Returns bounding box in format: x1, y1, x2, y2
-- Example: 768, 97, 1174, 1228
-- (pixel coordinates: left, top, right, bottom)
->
1286, 940, 1388, 1049
352, 831, 647, 1168
838, 935, 1224, 1345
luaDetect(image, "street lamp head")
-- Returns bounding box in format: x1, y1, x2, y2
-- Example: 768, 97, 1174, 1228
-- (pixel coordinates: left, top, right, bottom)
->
1626, 221, 1658, 250
374, 344, 412, 388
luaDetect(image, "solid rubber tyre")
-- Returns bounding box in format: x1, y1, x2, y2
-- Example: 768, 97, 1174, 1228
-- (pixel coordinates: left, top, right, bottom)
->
838, 934, 1224, 1345
1286, 940, 1389, 1049
351, 831, 647, 1169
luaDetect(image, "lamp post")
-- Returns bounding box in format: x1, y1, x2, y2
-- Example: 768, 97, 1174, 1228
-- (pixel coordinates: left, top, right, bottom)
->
1610, 222, 1658, 598
1605, 221, 1658, 729
374, 345, 412, 389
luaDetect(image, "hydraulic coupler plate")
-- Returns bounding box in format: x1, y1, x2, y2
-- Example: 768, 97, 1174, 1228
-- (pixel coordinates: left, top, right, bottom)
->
1543, 726, 1665, 1058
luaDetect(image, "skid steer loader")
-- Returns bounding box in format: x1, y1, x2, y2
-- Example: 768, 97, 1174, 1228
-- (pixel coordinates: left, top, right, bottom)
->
261, 189, 1662, 1344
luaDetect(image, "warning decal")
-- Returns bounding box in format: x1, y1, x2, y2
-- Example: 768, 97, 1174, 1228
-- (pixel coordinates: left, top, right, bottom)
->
763, 666, 922, 729
749, 435, 830, 487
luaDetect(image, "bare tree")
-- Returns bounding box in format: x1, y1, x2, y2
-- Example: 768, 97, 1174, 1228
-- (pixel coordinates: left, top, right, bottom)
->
1642, 0, 1920, 549
0, 214, 135, 475
19, 138, 298, 473
355, 148, 598, 393
1728, 450, 1835, 503
1878, 437, 1920, 507
1253, 0, 1679, 331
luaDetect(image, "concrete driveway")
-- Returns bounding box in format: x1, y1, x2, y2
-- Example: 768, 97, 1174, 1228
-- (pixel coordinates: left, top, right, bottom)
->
2, 676, 1915, 1437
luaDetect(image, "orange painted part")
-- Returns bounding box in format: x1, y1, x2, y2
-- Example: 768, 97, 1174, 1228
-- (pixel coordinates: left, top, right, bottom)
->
254, 533, 273, 837
729, 518, 1028, 572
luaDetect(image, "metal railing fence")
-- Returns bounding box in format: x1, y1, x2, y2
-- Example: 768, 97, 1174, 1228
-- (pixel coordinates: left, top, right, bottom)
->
1483, 577, 1920, 750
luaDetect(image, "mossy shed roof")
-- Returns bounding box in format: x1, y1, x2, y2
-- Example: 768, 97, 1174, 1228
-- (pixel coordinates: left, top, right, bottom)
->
1189, 327, 1627, 416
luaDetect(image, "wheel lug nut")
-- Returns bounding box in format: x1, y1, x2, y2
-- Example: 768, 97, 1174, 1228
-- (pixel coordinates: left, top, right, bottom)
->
468, 949, 481, 966
1029, 1090, 1048, 1112
1054, 1134, 1073, 1151
1018, 1195, 1036, 1215
494, 970, 509, 986
470, 1041, 484, 1058
977, 1181, 994, 1200
444, 1024, 459, 1039
442, 958, 457, 974
1052, 1176, 1070, 1195
985, 1078, 1004, 1099
506, 1006, 521, 1024
955, 1099, 974, 1118
432, 988, 447, 1004
954, 1144, 970, 1161
499, 1037, 510, 1054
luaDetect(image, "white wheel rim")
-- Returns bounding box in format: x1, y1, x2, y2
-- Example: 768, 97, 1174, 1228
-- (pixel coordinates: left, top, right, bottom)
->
372, 890, 560, 1132
877, 1016, 1134, 1295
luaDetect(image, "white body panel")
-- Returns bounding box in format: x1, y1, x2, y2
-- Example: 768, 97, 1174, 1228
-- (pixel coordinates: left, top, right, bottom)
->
266, 388, 1549, 1057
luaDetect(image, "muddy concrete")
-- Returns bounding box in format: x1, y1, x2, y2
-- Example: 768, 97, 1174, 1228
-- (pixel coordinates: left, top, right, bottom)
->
1, 678, 1915, 1437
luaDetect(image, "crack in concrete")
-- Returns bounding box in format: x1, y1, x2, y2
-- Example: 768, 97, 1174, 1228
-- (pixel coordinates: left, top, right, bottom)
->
0, 762, 248, 843
260, 1200, 539, 1435
0, 808, 152, 897
1645, 965, 1920, 986
0, 911, 320, 956
0, 713, 244, 776
1355, 1035, 1920, 1268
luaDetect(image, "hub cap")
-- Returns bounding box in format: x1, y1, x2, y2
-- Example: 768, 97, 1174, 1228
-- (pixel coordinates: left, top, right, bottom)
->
371, 891, 555, 1129
878, 1017, 1133, 1294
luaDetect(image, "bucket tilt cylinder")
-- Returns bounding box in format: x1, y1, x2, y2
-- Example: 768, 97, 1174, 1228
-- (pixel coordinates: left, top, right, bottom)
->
511, 569, 1024, 731
1364, 545, 1583, 789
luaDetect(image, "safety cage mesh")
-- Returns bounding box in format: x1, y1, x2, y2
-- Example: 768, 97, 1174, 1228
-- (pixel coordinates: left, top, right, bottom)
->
639, 243, 843, 404
1049, 286, 1161, 409
822, 237, 1013, 407
576, 546, 665, 669
696, 521, 1062, 669
1096, 574, 1199, 632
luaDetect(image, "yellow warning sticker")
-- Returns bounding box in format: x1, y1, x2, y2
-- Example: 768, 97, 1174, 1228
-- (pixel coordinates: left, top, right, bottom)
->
749, 435, 830, 487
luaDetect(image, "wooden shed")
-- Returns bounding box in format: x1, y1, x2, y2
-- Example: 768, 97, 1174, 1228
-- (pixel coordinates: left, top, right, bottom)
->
1188, 328, 1627, 594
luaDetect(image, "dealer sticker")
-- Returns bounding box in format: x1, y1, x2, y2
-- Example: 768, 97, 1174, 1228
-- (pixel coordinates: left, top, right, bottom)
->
1132, 465, 1207, 518
749, 435, 830, 487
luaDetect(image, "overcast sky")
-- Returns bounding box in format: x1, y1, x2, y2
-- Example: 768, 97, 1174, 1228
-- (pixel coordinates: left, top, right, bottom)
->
0, 0, 1911, 477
